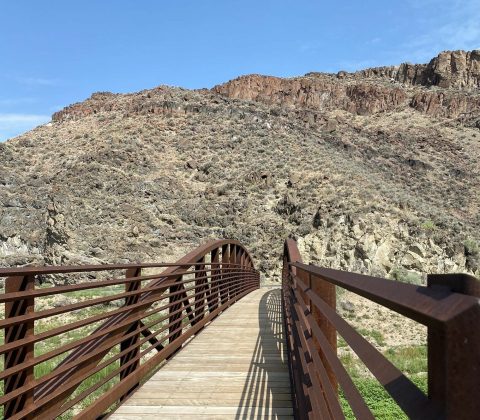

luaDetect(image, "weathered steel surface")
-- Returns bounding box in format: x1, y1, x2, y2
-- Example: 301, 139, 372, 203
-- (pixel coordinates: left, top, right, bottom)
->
283, 238, 479, 420
0, 239, 260, 419
2, 236, 478, 419
4, 275, 35, 418
427, 273, 480, 419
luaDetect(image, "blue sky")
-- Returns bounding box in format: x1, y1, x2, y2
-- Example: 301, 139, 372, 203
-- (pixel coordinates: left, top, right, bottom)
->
1, 0, 479, 141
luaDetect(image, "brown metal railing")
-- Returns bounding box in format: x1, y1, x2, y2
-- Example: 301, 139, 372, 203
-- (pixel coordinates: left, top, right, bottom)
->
0, 239, 260, 419
282, 238, 480, 420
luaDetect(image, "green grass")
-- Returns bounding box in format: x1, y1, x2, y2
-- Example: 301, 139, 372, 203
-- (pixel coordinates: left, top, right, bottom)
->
340, 376, 428, 419
338, 336, 348, 348
356, 328, 386, 347
339, 345, 428, 418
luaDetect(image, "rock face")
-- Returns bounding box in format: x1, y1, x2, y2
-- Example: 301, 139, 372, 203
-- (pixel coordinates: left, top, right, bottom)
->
213, 50, 480, 125
213, 74, 409, 117
1, 50, 480, 283
357, 50, 480, 89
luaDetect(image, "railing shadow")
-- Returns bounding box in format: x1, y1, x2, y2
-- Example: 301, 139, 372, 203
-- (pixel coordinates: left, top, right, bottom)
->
235, 288, 291, 419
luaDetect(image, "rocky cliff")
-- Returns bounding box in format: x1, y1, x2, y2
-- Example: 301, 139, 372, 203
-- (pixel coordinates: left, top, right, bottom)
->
356, 50, 480, 89
1, 50, 479, 283
213, 50, 480, 127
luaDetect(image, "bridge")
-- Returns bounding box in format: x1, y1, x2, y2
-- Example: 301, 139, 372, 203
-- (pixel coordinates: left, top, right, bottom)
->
0, 239, 479, 419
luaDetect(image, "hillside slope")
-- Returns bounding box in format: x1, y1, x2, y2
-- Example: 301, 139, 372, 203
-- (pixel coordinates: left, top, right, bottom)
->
1, 50, 479, 282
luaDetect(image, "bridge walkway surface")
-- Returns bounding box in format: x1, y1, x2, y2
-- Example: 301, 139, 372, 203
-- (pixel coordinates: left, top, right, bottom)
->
110, 287, 293, 419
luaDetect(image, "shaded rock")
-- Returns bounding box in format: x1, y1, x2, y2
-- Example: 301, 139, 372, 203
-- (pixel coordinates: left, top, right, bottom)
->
185, 160, 198, 170
340, 299, 355, 312
409, 243, 426, 258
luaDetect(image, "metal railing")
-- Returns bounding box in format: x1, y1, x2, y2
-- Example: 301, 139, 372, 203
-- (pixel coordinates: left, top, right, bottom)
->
0, 239, 260, 419
282, 238, 480, 420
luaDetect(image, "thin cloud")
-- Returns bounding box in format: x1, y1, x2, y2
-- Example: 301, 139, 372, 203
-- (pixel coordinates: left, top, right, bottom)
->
299, 42, 322, 54
438, 20, 480, 49
48, 104, 65, 112
16, 77, 59, 86
400, 0, 480, 62
367, 37, 382, 45
0, 97, 37, 106
0, 114, 50, 123
334, 59, 381, 72
0, 113, 51, 142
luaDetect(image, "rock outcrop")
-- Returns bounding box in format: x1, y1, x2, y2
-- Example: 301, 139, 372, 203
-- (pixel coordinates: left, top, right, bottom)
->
213, 50, 480, 126
213, 74, 409, 116
356, 50, 480, 89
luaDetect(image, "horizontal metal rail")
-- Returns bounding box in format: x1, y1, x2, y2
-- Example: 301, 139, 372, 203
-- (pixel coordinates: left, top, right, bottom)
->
0, 239, 260, 419
282, 238, 480, 420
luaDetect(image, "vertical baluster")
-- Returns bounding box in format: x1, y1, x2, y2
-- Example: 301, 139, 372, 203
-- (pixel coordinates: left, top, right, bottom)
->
237, 247, 244, 295
194, 257, 206, 323
221, 244, 230, 304
210, 248, 220, 311
230, 245, 237, 298
239, 250, 245, 294
120, 267, 142, 399
4, 275, 35, 418
169, 278, 183, 343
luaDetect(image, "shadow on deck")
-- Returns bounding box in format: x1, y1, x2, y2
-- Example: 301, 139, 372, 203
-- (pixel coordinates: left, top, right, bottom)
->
110, 288, 293, 419
235, 289, 291, 419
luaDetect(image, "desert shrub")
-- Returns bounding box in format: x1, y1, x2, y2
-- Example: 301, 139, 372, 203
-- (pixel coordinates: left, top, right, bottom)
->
385, 345, 427, 375
464, 239, 480, 272
420, 220, 436, 231
464, 239, 479, 255
275, 194, 301, 216
390, 267, 422, 285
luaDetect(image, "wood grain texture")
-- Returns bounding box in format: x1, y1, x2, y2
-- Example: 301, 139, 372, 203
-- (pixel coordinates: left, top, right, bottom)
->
110, 288, 293, 419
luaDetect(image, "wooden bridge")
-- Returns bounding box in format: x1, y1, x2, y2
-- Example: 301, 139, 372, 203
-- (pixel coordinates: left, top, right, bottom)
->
111, 288, 292, 419
0, 239, 479, 419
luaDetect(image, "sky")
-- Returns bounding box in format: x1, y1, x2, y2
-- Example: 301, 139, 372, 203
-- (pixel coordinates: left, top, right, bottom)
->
1, 0, 479, 141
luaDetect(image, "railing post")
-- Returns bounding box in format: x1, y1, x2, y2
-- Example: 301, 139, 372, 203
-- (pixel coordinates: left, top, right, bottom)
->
240, 250, 245, 269
210, 248, 220, 310
4, 275, 35, 418
194, 257, 206, 323
310, 271, 337, 394
229, 244, 236, 299
239, 249, 245, 293
221, 244, 229, 304
237, 246, 243, 294
427, 273, 480, 419
120, 267, 141, 399
169, 278, 183, 343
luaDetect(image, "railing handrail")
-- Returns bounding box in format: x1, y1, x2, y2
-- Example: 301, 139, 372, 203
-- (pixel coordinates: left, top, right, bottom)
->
290, 262, 479, 327
1, 239, 260, 419
0, 239, 253, 277
282, 238, 480, 420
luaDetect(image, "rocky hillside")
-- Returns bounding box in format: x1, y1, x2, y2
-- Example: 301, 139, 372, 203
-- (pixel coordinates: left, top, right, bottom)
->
1, 50, 479, 283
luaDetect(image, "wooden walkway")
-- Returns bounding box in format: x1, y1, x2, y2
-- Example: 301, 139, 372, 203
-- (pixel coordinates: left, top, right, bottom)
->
110, 288, 293, 419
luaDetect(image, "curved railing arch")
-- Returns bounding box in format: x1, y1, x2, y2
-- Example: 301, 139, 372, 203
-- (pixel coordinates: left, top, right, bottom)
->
0, 239, 259, 419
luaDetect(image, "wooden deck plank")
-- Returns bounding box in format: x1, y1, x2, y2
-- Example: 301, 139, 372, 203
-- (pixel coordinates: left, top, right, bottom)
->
110, 288, 293, 419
